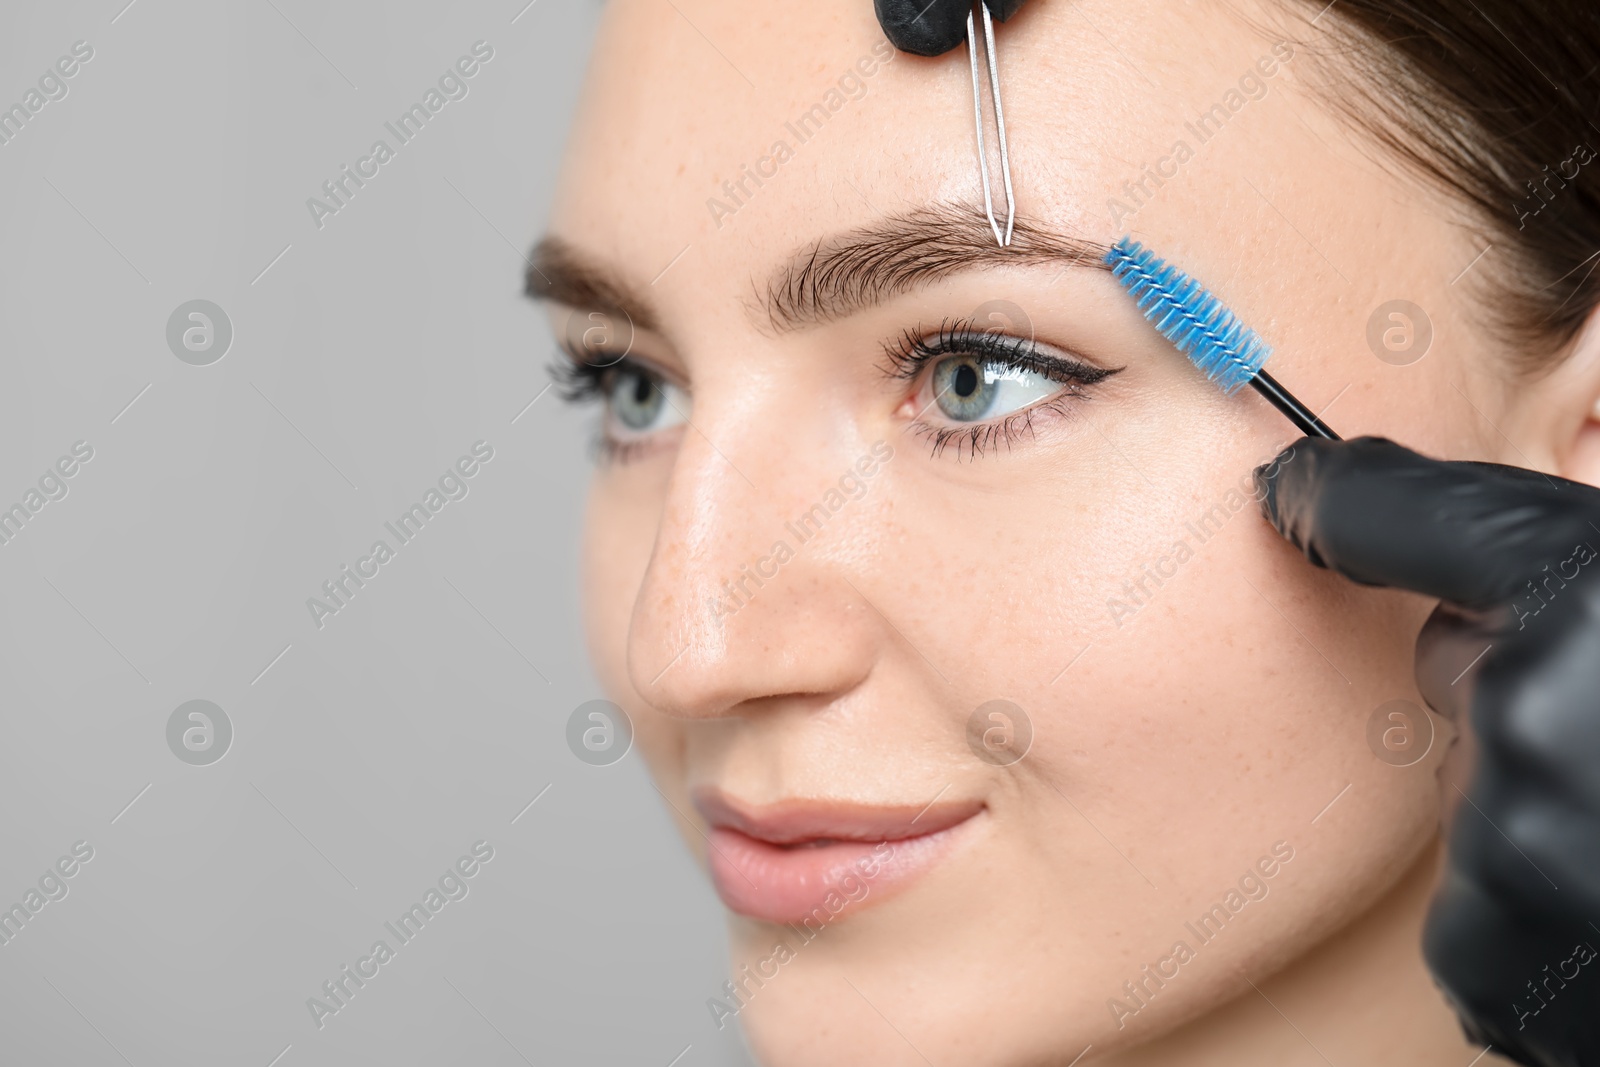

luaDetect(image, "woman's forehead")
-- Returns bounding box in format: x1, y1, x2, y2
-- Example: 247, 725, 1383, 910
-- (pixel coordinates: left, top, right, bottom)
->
553, 0, 1360, 306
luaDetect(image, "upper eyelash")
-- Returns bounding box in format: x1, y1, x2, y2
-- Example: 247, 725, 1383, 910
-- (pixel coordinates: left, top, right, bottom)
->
558, 319, 1112, 402
878, 318, 1118, 387
549, 355, 666, 465
881, 319, 1122, 459
549, 354, 611, 403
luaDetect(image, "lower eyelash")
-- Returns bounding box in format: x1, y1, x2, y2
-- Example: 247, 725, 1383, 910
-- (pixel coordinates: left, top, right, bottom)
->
913, 389, 1092, 459
552, 356, 666, 466
591, 436, 654, 465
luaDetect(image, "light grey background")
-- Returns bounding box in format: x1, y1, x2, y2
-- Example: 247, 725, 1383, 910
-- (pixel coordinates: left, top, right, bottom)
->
0, 1, 754, 1063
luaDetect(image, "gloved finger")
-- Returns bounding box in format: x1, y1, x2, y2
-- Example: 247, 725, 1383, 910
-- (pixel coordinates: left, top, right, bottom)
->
1427, 591, 1600, 922
1424, 870, 1600, 1067
1413, 603, 1500, 724
874, 0, 970, 55
874, 0, 1027, 57
1253, 436, 1597, 610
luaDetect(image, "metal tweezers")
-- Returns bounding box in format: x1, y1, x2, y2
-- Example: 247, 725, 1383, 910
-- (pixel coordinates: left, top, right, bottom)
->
966, 1, 1015, 246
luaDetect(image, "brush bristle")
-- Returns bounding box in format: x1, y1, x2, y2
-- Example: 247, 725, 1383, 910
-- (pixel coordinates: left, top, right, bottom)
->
1103, 237, 1270, 396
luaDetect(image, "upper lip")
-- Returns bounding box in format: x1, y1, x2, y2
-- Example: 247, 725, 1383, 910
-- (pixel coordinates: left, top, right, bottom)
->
691, 787, 983, 846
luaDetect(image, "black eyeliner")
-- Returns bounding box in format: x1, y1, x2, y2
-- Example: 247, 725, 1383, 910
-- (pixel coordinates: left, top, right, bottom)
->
881, 318, 1122, 388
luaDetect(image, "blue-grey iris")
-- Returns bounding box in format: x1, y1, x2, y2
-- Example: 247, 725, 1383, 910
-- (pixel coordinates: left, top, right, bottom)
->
933, 356, 998, 422
611, 369, 664, 430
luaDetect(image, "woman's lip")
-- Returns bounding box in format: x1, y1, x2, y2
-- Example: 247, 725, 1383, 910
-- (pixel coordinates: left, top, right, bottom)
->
690, 787, 984, 844
690, 789, 984, 924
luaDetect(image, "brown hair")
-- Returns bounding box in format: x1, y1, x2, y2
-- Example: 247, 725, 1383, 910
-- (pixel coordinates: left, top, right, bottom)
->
1291, 1, 1600, 371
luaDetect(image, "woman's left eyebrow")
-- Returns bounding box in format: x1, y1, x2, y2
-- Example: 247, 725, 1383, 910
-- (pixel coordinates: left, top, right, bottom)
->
757, 201, 1112, 333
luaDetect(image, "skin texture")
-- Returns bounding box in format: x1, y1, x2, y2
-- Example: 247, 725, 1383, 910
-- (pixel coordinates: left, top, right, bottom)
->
541, 0, 1600, 1062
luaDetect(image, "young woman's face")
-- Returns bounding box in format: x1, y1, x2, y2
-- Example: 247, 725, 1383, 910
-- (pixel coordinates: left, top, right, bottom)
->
546, 0, 1505, 1061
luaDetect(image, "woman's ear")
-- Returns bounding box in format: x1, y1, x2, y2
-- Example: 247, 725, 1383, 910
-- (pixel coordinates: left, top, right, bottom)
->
1570, 396, 1600, 488
1541, 304, 1600, 488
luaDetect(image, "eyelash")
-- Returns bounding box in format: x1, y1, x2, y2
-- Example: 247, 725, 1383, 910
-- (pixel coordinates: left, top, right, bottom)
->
551, 320, 1119, 464
550, 354, 611, 404
549, 356, 664, 465
880, 319, 1118, 460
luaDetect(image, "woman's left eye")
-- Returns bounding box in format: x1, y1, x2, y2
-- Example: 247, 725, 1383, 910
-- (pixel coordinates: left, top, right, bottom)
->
923, 355, 1065, 423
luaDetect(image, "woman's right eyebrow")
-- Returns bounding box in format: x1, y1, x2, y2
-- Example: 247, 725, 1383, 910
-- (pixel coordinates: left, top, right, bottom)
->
525, 202, 1109, 337
525, 235, 661, 332
759, 202, 1111, 333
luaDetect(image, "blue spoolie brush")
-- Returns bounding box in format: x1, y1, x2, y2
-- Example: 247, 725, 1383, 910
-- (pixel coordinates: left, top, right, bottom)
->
1104, 237, 1340, 440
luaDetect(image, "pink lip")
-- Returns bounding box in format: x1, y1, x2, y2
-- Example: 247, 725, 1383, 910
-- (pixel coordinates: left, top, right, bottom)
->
691, 789, 983, 924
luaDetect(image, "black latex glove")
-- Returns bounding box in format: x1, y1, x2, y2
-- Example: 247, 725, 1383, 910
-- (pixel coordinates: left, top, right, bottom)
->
1256, 436, 1600, 1067
874, 0, 1027, 56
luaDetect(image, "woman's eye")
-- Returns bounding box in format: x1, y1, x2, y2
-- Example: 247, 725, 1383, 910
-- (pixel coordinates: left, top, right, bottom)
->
927, 355, 1063, 423
605, 367, 688, 437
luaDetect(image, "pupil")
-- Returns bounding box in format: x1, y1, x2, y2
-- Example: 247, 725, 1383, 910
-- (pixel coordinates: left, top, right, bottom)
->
954, 363, 978, 397
631, 375, 653, 404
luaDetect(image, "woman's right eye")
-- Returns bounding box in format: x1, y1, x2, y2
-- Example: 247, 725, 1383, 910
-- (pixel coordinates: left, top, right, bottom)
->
604, 366, 689, 439
926, 353, 1065, 424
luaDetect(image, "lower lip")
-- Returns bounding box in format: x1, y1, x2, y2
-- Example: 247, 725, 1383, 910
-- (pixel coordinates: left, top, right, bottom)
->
705, 819, 975, 924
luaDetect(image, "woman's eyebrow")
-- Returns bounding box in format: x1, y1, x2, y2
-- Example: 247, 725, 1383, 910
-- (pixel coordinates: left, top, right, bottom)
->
524, 204, 1109, 337
759, 202, 1112, 333
524, 235, 660, 332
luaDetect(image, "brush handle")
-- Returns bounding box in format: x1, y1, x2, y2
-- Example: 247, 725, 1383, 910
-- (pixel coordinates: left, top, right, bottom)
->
1250, 371, 1341, 440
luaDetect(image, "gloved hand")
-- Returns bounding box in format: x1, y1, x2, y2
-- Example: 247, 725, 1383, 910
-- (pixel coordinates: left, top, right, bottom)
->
873, 0, 1027, 56
1256, 435, 1600, 1067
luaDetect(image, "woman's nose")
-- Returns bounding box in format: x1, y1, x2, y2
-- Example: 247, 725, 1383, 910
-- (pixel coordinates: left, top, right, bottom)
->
624, 405, 894, 720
